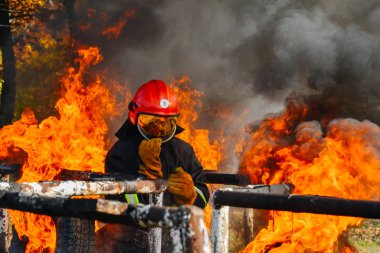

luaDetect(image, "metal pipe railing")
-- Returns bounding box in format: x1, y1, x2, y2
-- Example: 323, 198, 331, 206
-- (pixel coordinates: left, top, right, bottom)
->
0, 191, 211, 253
211, 183, 292, 253
0, 164, 203, 253
213, 190, 380, 219
203, 171, 251, 186
0, 164, 20, 175
0, 179, 167, 197
211, 186, 380, 253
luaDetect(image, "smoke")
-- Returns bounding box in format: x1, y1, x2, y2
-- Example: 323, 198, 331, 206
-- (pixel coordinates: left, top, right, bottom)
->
69, 0, 380, 126
227, 0, 380, 125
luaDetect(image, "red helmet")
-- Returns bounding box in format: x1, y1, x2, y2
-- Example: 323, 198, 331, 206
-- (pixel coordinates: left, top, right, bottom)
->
128, 80, 180, 125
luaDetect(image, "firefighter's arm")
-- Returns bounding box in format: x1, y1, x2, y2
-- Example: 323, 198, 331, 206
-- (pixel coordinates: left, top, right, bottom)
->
187, 147, 209, 208
169, 146, 209, 208
119, 138, 164, 204
105, 141, 137, 177
138, 138, 163, 179
168, 167, 197, 205
105, 140, 142, 203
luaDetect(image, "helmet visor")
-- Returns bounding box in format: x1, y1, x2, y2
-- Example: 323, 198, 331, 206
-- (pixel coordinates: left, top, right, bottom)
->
137, 114, 178, 141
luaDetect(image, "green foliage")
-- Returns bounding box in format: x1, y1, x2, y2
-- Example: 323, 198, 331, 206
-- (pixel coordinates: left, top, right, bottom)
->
10, 1, 71, 121
14, 31, 70, 120
0, 78, 3, 98
10, 0, 46, 27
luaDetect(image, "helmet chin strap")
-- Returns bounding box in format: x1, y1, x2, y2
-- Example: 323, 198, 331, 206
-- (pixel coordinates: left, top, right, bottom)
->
137, 124, 177, 143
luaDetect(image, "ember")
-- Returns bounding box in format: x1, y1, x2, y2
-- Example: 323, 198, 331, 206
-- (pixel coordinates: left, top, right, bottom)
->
102, 9, 135, 39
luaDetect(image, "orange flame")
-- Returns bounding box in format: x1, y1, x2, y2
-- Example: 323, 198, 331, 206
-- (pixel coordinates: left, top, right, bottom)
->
170, 76, 223, 228
102, 9, 135, 39
0, 68, 220, 251
0, 47, 117, 252
240, 101, 380, 252
171, 76, 223, 170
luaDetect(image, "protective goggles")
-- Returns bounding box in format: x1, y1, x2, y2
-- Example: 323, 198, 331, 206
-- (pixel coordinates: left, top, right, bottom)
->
137, 114, 178, 142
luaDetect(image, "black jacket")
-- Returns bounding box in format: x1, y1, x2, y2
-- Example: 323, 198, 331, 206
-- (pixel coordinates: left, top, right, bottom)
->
105, 119, 209, 208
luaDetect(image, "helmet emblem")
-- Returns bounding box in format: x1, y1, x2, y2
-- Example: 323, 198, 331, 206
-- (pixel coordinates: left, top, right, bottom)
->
160, 99, 170, 108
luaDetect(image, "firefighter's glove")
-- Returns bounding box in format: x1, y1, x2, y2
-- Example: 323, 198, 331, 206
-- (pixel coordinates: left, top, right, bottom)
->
138, 138, 163, 179
168, 167, 197, 205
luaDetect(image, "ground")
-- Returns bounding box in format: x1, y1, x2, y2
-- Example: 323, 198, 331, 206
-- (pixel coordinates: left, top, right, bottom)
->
348, 219, 380, 253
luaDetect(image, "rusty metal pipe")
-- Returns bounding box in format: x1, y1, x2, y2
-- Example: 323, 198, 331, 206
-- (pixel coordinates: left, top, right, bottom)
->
213, 190, 380, 219
0, 191, 210, 253
203, 171, 251, 186
211, 205, 229, 253
149, 193, 163, 253
0, 164, 20, 175
211, 183, 292, 253
59, 169, 252, 186
0, 179, 167, 197
0, 175, 10, 252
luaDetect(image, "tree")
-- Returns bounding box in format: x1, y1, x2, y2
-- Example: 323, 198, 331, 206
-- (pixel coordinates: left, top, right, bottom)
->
0, 0, 16, 127
8, 0, 70, 121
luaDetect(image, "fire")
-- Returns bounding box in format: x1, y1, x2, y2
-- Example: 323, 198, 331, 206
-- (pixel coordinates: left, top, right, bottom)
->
0, 47, 117, 252
102, 9, 135, 39
171, 76, 223, 170
0, 62, 220, 251
170, 76, 224, 229
240, 100, 380, 252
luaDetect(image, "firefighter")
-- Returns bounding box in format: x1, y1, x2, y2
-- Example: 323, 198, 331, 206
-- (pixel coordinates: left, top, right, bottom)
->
95, 80, 209, 252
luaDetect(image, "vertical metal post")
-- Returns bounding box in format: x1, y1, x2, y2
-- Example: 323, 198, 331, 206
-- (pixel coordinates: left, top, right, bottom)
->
149, 193, 163, 253
243, 208, 254, 245
170, 206, 211, 253
211, 205, 229, 253
210, 183, 293, 252
0, 174, 10, 252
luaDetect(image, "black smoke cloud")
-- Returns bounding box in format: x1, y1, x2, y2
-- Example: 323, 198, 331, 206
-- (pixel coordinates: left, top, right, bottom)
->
71, 0, 380, 126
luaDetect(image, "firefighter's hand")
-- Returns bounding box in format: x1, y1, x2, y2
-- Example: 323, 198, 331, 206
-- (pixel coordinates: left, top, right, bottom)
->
168, 167, 197, 205
138, 138, 163, 179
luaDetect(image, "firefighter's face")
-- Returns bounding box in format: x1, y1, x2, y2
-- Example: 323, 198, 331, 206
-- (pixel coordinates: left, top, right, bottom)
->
137, 114, 178, 140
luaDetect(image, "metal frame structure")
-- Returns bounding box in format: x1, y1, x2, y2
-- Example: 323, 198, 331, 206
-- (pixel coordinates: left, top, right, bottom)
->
0, 165, 211, 253
0, 174, 10, 252
210, 183, 292, 253
211, 186, 380, 253
0, 190, 210, 253
6, 168, 378, 253
213, 190, 380, 219
0, 179, 168, 197
0, 164, 19, 252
